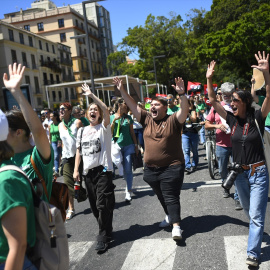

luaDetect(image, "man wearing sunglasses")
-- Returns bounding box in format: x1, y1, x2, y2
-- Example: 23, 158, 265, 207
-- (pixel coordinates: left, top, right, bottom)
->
166, 94, 180, 115
205, 82, 242, 210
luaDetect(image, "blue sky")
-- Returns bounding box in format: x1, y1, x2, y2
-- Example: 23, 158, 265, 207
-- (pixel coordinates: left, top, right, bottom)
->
1, 0, 213, 58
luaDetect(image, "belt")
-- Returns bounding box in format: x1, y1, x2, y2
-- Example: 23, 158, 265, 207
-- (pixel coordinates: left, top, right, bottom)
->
241, 161, 265, 176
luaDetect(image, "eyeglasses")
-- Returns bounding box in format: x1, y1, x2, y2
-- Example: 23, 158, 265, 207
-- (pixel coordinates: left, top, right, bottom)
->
217, 93, 222, 95
59, 107, 66, 111
232, 97, 240, 103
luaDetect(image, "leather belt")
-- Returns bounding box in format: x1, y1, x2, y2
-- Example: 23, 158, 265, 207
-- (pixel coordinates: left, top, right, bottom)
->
242, 161, 265, 176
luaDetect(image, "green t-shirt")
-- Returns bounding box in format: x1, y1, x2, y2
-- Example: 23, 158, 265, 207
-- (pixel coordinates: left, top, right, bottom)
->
0, 160, 36, 262
50, 123, 61, 142
257, 95, 270, 126
196, 102, 206, 113
167, 106, 180, 115
110, 114, 134, 147
80, 117, 90, 127
11, 146, 54, 203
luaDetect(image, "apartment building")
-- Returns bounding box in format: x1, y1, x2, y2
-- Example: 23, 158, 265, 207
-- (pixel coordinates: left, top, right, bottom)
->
0, 20, 76, 111
71, 2, 114, 77
2, 0, 104, 102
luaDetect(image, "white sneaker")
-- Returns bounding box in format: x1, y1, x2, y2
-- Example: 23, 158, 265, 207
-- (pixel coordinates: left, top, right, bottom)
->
172, 226, 182, 241
125, 192, 132, 202
159, 215, 171, 228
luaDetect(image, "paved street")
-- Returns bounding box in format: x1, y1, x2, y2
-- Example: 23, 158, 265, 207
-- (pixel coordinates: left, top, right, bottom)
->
63, 146, 270, 270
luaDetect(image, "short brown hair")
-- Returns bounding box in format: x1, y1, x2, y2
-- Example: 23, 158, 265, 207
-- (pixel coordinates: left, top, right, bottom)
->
151, 96, 168, 107
0, 141, 14, 162
60, 102, 72, 111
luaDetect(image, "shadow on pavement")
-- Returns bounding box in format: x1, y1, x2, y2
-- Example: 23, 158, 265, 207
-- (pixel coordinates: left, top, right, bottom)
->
181, 215, 249, 240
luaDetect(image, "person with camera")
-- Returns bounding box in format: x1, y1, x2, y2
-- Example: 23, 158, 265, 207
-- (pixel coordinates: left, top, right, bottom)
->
205, 83, 242, 210
113, 76, 189, 241
206, 51, 270, 267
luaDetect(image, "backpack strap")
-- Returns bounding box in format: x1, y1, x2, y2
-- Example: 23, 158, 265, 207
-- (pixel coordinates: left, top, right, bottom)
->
30, 156, 49, 201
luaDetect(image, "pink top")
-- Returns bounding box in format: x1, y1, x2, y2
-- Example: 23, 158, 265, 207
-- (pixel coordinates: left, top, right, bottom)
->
206, 104, 232, 147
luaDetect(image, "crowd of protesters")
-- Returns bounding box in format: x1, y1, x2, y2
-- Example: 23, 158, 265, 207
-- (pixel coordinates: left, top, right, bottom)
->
0, 50, 270, 268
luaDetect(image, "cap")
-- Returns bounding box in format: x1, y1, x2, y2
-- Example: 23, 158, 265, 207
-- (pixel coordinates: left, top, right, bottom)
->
41, 110, 45, 115
0, 109, 9, 141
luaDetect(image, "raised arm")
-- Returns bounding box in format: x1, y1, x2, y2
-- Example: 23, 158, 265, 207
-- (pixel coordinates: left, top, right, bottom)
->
206, 61, 227, 119
3, 63, 51, 161
251, 51, 270, 118
81, 82, 110, 126
112, 77, 141, 122
171, 77, 189, 124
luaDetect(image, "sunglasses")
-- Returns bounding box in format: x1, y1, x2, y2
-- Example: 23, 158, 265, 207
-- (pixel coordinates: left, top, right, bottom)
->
59, 107, 66, 111
167, 99, 172, 102
217, 93, 222, 95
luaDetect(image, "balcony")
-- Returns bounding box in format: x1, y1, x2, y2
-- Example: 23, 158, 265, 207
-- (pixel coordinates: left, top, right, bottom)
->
40, 59, 61, 73
43, 80, 55, 86
60, 57, 73, 66
62, 74, 75, 82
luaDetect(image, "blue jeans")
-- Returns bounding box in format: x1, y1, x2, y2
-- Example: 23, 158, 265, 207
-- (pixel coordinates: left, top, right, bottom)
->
120, 144, 135, 191
0, 256, 37, 270
235, 164, 269, 259
134, 128, 144, 150
182, 132, 199, 169
51, 141, 62, 172
200, 125, 206, 144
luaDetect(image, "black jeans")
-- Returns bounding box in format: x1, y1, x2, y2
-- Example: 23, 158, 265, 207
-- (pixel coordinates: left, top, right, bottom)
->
84, 166, 115, 242
143, 164, 185, 224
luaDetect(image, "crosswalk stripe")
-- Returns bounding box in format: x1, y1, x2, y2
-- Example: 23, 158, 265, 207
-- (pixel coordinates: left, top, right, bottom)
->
121, 238, 176, 270
224, 235, 270, 269
69, 241, 94, 270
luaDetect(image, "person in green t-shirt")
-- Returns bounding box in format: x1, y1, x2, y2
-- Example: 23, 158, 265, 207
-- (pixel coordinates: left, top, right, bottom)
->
0, 109, 36, 269
3, 63, 53, 203
166, 94, 180, 115
49, 111, 62, 177
110, 98, 138, 202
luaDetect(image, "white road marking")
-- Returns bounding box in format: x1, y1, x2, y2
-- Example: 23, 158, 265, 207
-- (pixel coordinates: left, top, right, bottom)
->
69, 241, 94, 270
224, 235, 270, 269
121, 238, 176, 270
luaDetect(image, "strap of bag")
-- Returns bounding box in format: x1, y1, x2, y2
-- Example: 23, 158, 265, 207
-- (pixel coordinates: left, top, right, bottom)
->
30, 156, 49, 201
255, 119, 265, 151
79, 127, 85, 154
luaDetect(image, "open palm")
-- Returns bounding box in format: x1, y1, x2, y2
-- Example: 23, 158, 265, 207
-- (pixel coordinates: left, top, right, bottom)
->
172, 77, 185, 95
206, 61, 216, 79
251, 51, 269, 72
3, 63, 25, 90
81, 83, 92, 96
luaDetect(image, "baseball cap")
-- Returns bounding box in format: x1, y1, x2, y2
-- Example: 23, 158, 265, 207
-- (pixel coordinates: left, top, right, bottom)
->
0, 109, 9, 141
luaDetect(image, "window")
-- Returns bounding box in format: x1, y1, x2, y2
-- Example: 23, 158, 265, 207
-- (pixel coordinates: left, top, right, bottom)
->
37, 97, 42, 106
19, 33, 24, 44
11, 50, 17, 63
58, 91, 62, 100
46, 43, 49, 52
8, 29, 14, 41
50, 74, 54, 84
37, 22, 44, 31
56, 74, 60, 83
39, 40, 42, 50
92, 52, 95, 60
40, 55, 44, 65
75, 20, 78, 27
58, 19, 64, 28
25, 75, 30, 85
34, 77, 40, 93
43, 73, 48, 85
22, 52, 27, 67
60, 33, 66, 42
52, 45, 55, 54
28, 36, 33, 47
52, 91, 56, 102
65, 88, 68, 100
91, 40, 94, 48
80, 22, 84, 30
84, 49, 87, 57
24, 25, 30, 31
31, 55, 36, 69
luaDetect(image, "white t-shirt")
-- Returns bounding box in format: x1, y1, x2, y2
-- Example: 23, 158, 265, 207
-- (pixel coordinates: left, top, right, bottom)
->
59, 119, 79, 159
76, 122, 113, 175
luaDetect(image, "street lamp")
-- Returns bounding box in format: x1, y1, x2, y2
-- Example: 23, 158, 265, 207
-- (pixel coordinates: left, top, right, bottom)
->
71, 0, 105, 107
153, 55, 166, 90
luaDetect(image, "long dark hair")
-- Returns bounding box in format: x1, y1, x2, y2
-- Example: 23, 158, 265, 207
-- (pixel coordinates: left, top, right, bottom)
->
52, 111, 60, 123
233, 90, 255, 123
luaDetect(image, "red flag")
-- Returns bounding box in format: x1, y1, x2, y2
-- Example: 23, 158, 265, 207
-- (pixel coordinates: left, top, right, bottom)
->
155, 93, 167, 97
204, 84, 218, 94
187, 81, 201, 91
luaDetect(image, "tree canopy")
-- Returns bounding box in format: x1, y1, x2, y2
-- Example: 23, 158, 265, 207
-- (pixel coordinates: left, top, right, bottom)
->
107, 0, 270, 93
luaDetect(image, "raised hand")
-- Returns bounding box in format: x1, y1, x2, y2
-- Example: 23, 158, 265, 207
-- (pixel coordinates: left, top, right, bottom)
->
3, 63, 25, 91
81, 82, 92, 96
113, 77, 123, 90
171, 77, 185, 95
206, 60, 216, 79
251, 51, 269, 72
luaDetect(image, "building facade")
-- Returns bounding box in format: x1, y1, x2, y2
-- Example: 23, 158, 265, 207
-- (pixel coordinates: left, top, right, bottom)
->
0, 20, 76, 111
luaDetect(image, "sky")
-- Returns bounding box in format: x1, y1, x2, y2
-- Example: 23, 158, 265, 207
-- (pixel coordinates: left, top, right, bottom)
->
1, 0, 213, 58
